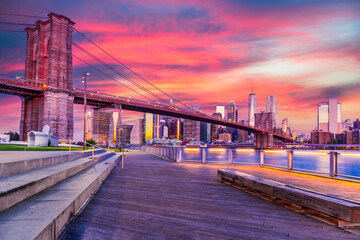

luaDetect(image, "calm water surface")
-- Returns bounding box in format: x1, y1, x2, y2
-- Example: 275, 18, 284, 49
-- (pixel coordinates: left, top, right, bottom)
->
180, 148, 360, 179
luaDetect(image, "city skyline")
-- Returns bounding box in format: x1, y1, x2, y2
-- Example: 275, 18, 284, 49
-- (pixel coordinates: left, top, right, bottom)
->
0, 0, 359, 139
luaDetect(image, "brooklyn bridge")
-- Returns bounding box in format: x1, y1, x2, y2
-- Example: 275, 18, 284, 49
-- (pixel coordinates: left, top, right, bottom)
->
0, 13, 293, 147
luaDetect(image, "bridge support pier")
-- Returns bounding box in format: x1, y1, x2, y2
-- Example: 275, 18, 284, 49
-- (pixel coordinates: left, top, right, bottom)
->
19, 13, 75, 142
20, 92, 74, 142
254, 133, 273, 149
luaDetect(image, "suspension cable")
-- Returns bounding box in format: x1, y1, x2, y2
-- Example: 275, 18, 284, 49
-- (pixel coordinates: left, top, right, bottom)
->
73, 54, 155, 102
73, 28, 190, 109
73, 41, 169, 104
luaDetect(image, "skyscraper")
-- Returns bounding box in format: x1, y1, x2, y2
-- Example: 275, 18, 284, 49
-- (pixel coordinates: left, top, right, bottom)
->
354, 119, 360, 130
108, 111, 121, 145
282, 118, 288, 134
200, 122, 211, 142
183, 104, 201, 142
317, 98, 341, 134
144, 113, 154, 142
225, 101, 237, 122
266, 96, 279, 128
183, 120, 200, 141
169, 119, 182, 140
248, 93, 257, 126
153, 114, 161, 139
130, 119, 144, 144
118, 124, 133, 145
216, 106, 225, 119
92, 108, 112, 143
318, 102, 329, 131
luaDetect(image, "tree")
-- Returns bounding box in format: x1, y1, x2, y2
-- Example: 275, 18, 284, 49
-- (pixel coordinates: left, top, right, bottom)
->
87, 139, 96, 145
4, 131, 20, 141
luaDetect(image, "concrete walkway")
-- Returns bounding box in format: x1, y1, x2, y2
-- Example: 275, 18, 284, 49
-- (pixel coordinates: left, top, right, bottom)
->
60, 150, 357, 240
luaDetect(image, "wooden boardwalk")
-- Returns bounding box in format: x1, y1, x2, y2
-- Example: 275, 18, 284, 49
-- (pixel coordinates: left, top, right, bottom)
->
60, 151, 358, 240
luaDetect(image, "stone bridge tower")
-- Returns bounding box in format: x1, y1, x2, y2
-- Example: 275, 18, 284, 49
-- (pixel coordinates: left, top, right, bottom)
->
20, 13, 75, 142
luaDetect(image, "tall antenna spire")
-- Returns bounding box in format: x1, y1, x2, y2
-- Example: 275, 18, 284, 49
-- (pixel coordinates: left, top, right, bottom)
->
251, 79, 254, 94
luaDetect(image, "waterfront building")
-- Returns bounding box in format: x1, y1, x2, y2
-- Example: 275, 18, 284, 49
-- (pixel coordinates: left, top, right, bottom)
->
225, 101, 237, 122
200, 122, 211, 142
248, 93, 257, 126
354, 119, 360, 130
130, 119, 144, 144
86, 111, 92, 140
92, 108, 112, 143
337, 130, 360, 144
183, 119, 200, 142
218, 133, 232, 142
108, 111, 121, 145
266, 96, 279, 128
117, 124, 133, 145
159, 119, 169, 139
163, 125, 169, 139
311, 131, 334, 144
317, 98, 341, 134
225, 101, 238, 141
210, 124, 218, 141
144, 113, 154, 142
183, 104, 201, 142
169, 119, 183, 140
216, 106, 225, 119
153, 115, 161, 139
342, 119, 353, 132
341, 131, 353, 145
282, 118, 288, 135
211, 113, 222, 141
353, 130, 360, 144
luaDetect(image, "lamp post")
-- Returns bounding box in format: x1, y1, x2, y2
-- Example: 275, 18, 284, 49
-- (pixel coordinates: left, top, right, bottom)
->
118, 127, 123, 152
82, 72, 90, 150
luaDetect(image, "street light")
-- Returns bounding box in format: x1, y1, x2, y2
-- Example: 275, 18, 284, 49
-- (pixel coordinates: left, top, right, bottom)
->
118, 127, 123, 152
82, 72, 90, 150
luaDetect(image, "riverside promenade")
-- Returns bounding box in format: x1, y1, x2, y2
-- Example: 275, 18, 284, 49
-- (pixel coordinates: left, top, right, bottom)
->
60, 150, 358, 239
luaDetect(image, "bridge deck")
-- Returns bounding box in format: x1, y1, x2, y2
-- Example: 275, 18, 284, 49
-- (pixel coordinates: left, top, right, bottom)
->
60, 151, 357, 239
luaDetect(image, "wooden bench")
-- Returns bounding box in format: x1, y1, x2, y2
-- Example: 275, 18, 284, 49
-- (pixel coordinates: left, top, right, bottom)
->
218, 169, 360, 227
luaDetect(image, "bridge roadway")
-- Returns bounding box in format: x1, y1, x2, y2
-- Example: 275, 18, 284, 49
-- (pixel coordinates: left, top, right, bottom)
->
0, 77, 292, 142
59, 150, 357, 239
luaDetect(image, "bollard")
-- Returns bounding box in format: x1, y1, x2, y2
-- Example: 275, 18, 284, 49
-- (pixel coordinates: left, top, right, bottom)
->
92, 146, 94, 159
24, 145, 26, 151
69, 139, 71, 152
329, 151, 338, 177
177, 148, 182, 162
122, 153, 124, 168
202, 148, 206, 164
228, 149, 233, 165
287, 150, 293, 171
260, 149, 264, 167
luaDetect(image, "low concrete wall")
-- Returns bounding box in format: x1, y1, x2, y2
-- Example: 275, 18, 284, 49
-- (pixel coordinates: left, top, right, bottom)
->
0, 149, 106, 178
218, 169, 360, 225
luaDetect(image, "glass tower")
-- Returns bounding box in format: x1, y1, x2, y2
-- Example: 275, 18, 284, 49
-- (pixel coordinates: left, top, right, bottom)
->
225, 101, 237, 122
248, 93, 257, 126
317, 98, 341, 134
266, 96, 279, 128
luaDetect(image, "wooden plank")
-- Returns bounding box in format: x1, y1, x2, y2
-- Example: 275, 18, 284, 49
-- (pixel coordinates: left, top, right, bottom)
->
59, 151, 358, 239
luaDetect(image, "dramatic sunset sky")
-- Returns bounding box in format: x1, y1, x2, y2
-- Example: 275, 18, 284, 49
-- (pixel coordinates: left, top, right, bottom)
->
1, 0, 359, 140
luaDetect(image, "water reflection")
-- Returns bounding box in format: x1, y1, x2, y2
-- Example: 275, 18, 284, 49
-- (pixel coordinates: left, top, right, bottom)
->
179, 148, 360, 178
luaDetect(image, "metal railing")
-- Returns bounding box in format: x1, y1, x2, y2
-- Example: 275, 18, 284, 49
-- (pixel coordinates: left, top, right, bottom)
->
141, 146, 360, 181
